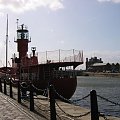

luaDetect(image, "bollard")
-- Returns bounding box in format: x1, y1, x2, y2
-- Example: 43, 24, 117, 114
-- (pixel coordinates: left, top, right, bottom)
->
0, 78, 2, 92
4, 79, 7, 95
30, 83, 34, 111
10, 80, 13, 98
18, 81, 21, 103
90, 90, 99, 120
49, 85, 56, 120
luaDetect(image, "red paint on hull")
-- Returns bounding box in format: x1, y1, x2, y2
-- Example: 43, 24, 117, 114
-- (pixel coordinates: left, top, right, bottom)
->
53, 78, 77, 99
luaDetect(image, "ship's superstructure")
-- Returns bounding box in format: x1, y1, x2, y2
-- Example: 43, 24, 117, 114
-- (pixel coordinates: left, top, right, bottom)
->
5, 23, 84, 99
12, 24, 38, 68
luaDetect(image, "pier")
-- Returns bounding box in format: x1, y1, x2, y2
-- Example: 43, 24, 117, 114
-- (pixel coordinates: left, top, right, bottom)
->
0, 78, 120, 120
0, 93, 120, 120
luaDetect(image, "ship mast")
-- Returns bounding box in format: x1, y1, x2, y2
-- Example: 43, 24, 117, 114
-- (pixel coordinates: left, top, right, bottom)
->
6, 14, 8, 72
16, 18, 19, 29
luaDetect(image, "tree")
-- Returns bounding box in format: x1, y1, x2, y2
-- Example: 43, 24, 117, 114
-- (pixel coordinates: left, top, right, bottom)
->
105, 63, 112, 72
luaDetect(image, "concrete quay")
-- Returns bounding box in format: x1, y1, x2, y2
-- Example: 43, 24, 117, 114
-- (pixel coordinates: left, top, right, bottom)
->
34, 95, 120, 120
0, 93, 46, 120
0, 88, 120, 120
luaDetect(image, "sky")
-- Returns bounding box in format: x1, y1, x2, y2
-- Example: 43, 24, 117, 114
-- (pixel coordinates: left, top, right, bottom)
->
0, 0, 120, 69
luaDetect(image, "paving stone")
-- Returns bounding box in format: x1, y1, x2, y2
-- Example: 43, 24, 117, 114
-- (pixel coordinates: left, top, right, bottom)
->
0, 93, 46, 120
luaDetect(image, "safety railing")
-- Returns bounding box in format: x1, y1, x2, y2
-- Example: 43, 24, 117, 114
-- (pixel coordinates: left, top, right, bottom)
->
0, 77, 120, 120
37, 49, 83, 64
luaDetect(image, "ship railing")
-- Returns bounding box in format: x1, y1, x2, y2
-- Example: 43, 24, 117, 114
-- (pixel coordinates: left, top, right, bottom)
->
12, 49, 83, 66
52, 70, 76, 79
44, 71, 73, 80
37, 49, 83, 64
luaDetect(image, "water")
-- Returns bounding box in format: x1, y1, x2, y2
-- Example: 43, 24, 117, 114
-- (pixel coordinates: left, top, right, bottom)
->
71, 76, 120, 117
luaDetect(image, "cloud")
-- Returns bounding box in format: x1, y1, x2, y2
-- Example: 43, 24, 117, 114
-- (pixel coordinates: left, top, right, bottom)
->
0, 12, 4, 17
0, 0, 64, 13
97, 0, 120, 3
59, 40, 65, 44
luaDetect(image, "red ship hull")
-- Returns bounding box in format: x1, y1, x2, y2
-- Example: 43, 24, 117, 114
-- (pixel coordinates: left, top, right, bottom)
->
32, 77, 77, 99
22, 62, 79, 99
52, 77, 77, 99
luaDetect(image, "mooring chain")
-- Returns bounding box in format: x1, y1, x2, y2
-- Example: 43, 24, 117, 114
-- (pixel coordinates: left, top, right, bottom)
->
34, 93, 48, 100
34, 102, 50, 112
54, 87, 90, 107
56, 113, 62, 120
5, 78, 10, 84
34, 96, 50, 114
32, 84, 45, 92
97, 94, 120, 106
55, 101, 90, 118
99, 113, 108, 120
71, 94, 90, 103
42, 88, 48, 96
20, 83, 29, 89
53, 88, 71, 103
11, 79, 18, 85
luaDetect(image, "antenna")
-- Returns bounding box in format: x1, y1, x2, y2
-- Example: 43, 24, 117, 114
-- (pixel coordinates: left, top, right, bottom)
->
6, 14, 8, 71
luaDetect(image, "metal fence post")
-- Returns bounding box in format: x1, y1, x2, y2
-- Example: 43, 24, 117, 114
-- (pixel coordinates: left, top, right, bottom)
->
30, 82, 34, 111
4, 79, 7, 95
18, 81, 21, 103
90, 90, 99, 120
10, 80, 13, 98
0, 78, 2, 92
49, 85, 56, 120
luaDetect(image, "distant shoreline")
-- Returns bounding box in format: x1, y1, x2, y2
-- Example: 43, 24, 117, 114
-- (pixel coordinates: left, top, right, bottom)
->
81, 72, 120, 78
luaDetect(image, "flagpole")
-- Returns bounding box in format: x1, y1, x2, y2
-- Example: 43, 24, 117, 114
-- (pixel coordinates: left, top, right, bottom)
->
6, 14, 8, 73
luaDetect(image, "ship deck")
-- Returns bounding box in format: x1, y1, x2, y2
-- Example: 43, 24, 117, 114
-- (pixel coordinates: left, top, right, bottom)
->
39, 61, 83, 68
24, 61, 84, 71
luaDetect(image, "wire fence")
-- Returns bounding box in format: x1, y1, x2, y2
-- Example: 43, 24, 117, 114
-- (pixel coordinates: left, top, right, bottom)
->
37, 49, 83, 64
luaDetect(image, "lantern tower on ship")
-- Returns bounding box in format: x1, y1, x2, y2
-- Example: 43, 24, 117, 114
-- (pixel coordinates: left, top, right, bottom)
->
15, 24, 30, 60
13, 23, 38, 67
